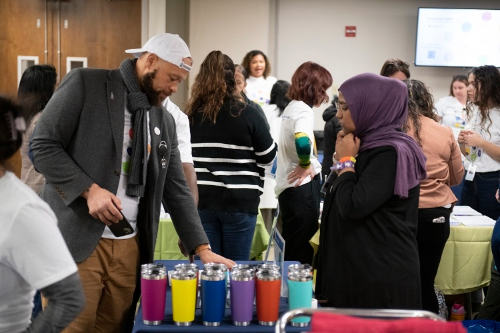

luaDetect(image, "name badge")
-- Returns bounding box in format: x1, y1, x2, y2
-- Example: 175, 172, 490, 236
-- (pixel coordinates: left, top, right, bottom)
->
465, 164, 477, 181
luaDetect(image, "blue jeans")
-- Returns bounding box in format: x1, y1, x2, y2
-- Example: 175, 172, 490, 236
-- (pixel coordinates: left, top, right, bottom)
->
198, 209, 257, 260
460, 171, 500, 220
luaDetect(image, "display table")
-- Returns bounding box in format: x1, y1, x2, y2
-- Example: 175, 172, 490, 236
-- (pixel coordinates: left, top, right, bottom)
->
154, 215, 269, 260
310, 224, 494, 295
132, 260, 304, 333
435, 225, 493, 295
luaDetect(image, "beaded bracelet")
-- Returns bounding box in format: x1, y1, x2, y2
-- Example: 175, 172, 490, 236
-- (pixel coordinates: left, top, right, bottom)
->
331, 160, 355, 171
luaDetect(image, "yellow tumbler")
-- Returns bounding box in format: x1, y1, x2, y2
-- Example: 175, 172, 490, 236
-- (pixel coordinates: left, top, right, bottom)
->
171, 270, 197, 326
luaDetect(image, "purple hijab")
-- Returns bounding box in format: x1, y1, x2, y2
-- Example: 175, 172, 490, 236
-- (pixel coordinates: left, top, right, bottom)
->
339, 73, 426, 198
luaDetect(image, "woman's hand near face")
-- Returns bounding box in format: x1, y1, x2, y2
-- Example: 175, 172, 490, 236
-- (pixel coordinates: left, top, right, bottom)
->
336, 131, 361, 158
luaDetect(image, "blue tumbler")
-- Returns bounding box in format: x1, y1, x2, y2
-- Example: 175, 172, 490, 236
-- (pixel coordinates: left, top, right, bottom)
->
201, 265, 226, 326
288, 268, 313, 327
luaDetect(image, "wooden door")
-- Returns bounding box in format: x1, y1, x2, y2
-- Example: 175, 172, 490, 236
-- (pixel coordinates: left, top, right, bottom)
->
0, 0, 141, 96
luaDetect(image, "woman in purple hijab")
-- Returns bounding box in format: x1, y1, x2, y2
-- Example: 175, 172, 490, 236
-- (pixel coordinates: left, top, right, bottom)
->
316, 73, 427, 309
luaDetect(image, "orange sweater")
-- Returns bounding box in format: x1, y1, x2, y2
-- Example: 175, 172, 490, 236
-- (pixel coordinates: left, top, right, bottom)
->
408, 116, 464, 208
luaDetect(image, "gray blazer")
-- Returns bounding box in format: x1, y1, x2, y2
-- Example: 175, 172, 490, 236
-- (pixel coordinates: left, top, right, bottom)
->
31, 67, 208, 263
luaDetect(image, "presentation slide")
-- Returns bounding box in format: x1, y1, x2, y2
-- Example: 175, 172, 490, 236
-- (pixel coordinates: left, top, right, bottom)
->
415, 8, 500, 67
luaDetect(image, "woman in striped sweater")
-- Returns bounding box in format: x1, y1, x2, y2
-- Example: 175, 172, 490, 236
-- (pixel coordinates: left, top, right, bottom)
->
186, 50, 277, 260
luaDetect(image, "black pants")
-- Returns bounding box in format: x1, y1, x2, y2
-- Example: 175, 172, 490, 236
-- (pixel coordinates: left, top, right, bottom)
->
416, 207, 451, 314
278, 176, 320, 265
477, 261, 500, 321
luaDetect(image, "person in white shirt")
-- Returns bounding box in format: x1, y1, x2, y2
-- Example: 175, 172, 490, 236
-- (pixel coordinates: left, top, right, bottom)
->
241, 50, 277, 108
435, 75, 469, 138
458, 65, 500, 220
463, 65, 500, 322
275, 61, 332, 265
162, 97, 198, 205
0, 96, 84, 333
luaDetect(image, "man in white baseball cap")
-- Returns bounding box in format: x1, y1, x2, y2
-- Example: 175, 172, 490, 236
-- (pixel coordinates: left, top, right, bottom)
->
31, 32, 234, 333
125, 33, 192, 72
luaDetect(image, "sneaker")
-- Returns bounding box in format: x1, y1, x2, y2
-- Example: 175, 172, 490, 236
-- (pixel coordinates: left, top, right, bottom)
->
450, 303, 465, 321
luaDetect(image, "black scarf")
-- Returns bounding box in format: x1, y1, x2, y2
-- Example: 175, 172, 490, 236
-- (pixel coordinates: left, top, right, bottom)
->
119, 58, 151, 198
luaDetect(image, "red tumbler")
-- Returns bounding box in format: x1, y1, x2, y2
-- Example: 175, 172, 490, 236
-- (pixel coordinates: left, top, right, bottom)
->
256, 268, 281, 326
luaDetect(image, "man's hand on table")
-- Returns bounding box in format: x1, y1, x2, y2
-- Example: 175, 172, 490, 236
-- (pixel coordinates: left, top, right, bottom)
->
198, 249, 236, 270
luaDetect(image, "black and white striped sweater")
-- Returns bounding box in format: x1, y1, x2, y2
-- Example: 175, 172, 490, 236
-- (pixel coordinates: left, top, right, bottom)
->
190, 100, 277, 214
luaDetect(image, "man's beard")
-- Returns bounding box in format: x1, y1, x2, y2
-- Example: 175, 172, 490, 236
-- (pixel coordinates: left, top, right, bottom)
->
141, 69, 161, 107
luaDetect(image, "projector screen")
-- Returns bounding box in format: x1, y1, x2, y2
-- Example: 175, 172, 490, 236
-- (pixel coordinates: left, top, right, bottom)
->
415, 8, 500, 67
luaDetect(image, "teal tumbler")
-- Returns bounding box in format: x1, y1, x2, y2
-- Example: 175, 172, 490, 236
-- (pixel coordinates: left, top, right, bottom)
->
287, 268, 313, 327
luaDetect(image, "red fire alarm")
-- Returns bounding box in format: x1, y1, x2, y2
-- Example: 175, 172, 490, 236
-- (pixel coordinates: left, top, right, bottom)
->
345, 26, 356, 37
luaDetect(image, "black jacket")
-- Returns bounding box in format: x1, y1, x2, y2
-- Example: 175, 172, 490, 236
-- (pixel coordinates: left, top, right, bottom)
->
321, 100, 341, 180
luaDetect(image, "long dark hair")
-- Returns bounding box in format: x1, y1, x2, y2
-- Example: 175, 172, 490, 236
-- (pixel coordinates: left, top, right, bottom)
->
17, 64, 56, 127
403, 79, 436, 147
270, 80, 291, 116
186, 51, 243, 123
0, 96, 25, 171
465, 65, 500, 134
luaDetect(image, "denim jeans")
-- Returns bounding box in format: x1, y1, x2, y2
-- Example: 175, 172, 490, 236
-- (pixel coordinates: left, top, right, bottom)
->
460, 171, 500, 220
198, 209, 257, 261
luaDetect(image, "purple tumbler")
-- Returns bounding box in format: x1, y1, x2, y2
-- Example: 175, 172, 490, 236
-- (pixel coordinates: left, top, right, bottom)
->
230, 269, 255, 326
140, 264, 167, 325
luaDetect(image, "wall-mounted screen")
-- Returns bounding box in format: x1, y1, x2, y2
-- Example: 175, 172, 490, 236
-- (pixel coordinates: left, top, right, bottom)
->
415, 8, 500, 67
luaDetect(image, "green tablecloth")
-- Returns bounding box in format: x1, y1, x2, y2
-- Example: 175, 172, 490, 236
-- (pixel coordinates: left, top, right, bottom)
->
435, 225, 493, 295
309, 225, 494, 295
153, 215, 269, 260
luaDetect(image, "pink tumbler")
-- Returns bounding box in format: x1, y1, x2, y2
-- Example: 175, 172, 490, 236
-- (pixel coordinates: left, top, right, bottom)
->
141, 264, 167, 325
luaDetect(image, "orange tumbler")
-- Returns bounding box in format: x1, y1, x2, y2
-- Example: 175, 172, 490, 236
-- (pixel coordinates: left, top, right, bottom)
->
256, 269, 281, 325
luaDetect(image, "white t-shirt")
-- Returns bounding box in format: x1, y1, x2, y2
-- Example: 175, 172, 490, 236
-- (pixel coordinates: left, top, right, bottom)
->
463, 106, 500, 173
102, 99, 150, 239
435, 96, 467, 138
275, 100, 321, 196
0, 171, 77, 333
162, 97, 193, 164
245, 75, 278, 107
259, 104, 282, 208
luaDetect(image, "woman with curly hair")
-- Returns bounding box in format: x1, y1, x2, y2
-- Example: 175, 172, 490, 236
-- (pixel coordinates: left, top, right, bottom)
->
186, 51, 277, 260
404, 79, 464, 315
458, 65, 500, 220
241, 50, 277, 107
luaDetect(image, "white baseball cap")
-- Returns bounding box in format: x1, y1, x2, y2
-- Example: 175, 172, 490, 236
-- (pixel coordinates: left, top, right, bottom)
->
125, 33, 192, 72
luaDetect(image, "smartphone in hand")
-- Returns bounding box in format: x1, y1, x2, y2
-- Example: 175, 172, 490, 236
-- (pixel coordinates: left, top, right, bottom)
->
108, 211, 134, 237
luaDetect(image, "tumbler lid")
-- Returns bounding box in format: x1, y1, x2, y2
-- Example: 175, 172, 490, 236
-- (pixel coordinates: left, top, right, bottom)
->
174, 263, 199, 272
256, 268, 281, 281
288, 270, 313, 282
288, 264, 312, 273
201, 268, 225, 281
204, 262, 228, 272
230, 269, 255, 281
231, 264, 256, 275
141, 264, 167, 280
171, 270, 196, 280
256, 263, 280, 272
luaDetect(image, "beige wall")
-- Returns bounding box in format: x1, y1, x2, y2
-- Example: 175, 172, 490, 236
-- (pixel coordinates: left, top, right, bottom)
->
146, 0, 500, 128
188, 0, 273, 86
